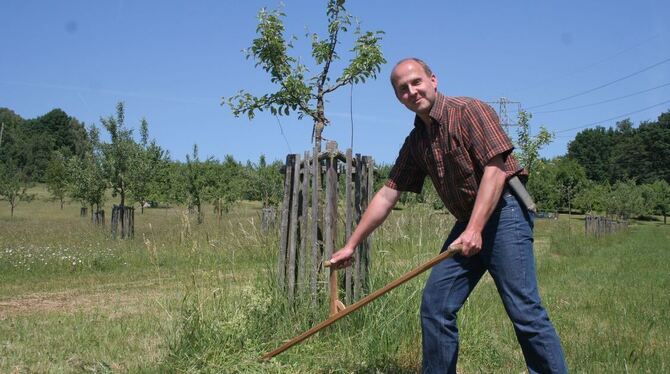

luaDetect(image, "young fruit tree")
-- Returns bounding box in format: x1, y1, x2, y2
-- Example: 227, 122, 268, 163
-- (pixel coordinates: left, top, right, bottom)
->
224, 0, 385, 153
45, 150, 69, 209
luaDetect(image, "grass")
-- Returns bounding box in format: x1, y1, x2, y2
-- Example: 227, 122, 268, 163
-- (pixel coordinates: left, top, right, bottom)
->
1, 187, 669, 373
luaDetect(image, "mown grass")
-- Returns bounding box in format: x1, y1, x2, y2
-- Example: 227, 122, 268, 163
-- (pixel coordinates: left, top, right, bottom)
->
1, 188, 669, 373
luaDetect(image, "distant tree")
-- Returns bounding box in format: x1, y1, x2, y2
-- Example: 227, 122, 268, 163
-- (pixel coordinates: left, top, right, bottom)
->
225, 0, 385, 154
637, 119, 670, 183
644, 180, 670, 224
527, 158, 560, 212
606, 179, 646, 220
246, 155, 283, 208
210, 155, 245, 221
67, 126, 107, 218
126, 118, 170, 213
567, 126, 613, 183
0, 160, 34, 217
554, 157, 588, 214
515, 110, 553, 176
45, 150, 69, 209
185, 144, 209, 224
573, 181, 611, 215
100, 102, 139, 207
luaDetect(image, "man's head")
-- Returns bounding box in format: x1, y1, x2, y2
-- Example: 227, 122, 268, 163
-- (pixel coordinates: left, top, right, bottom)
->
390, 58, 438, 116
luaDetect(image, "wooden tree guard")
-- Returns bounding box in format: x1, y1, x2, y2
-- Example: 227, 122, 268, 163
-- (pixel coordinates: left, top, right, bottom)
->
92, 210, 105, 226
278, 141, 374, 306
111, 205, 134, 239
585, 215, 628, 237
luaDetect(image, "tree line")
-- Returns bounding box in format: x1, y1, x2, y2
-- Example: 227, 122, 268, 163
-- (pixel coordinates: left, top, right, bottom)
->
0, 104, 283, 220
1, 104, 669, 223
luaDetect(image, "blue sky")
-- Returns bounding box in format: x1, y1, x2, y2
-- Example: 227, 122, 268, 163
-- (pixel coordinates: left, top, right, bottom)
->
2, 0, 669, 165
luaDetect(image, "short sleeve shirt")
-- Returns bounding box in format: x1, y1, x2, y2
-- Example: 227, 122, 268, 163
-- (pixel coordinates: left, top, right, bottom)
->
386, 93, 525, 222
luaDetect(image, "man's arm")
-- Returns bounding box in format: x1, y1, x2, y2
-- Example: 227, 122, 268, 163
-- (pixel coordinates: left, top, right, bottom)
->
451, 154, 507, 257
329, 186, 402, 268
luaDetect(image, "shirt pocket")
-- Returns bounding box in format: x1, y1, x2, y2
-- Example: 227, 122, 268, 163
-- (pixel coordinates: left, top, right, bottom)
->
444, 147, 477, 196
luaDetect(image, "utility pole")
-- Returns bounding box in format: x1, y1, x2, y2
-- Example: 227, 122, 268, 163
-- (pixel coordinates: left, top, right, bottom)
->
0, 122, 4, 150
487, 97, 521, 136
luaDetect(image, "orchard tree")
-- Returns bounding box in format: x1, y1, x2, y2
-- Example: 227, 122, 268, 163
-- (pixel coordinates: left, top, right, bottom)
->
573, 181, 610, 215
225, 0, 386, 153
185, 144, 209, 224
67, 126, 107, 218
527, 158, 560, 213
101, 102, 138, 207
45, 150, 69, 209
644, 180, 670, 224
515, 110, 553, 176
554, 157, 588, 214
127, 118, 170, 213
246, 155, 283, 208
0, 160, 33, 217
606, 179, 646, 220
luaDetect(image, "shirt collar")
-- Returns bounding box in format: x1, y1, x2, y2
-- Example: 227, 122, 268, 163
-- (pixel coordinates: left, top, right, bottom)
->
413, 91, 448, 129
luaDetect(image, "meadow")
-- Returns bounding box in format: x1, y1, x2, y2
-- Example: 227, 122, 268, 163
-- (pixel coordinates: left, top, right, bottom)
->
1, 187, 668, 373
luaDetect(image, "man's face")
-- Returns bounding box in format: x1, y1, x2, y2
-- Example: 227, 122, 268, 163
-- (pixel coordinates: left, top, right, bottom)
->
391, 61, 438, 116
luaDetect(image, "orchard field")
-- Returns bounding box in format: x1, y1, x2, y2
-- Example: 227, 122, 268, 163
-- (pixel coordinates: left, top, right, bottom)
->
1, 187, 669, 373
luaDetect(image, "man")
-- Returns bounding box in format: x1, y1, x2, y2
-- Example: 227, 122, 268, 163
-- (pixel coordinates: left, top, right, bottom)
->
329, 58, 567, 373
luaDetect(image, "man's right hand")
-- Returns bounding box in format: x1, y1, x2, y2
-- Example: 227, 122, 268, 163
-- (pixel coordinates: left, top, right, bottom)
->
329, 246, 355, 269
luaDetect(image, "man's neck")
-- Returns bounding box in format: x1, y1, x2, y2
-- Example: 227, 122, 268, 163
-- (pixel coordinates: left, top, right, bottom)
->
417, 113, 433, 135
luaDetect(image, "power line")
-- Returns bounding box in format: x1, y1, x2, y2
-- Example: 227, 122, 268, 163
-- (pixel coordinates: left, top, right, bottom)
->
554, 98, 670, 134
274, 115, 292, 153
512, 34, 660, 93
534, 82, 670, 114
527, 56, 670, 110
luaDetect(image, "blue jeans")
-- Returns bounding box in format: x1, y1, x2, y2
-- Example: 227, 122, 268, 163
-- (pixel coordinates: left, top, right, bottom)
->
421, 193, 567, 373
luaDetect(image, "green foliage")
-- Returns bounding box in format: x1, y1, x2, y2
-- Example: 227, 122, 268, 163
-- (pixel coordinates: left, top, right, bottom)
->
126, 119, 171, 211
225, 0, 385, 146
568, 111, 670, 184
644, 180, 670, 222
45, 151, 69, 209
185, 144, 207, 223
0, 108, 89, 183
0, 160, 34, 217
515, 110, 553, 175
245, 154, 283, 208
100, 102, 139, 207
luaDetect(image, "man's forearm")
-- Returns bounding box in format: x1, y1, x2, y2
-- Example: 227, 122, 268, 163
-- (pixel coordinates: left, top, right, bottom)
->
465, 155, 507, 233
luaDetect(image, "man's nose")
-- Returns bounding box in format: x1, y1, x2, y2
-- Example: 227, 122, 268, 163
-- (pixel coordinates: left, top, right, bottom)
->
408, 85, 417, 95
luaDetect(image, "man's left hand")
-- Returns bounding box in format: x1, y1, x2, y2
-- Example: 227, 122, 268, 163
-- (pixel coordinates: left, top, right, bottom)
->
451, 230, 483, 257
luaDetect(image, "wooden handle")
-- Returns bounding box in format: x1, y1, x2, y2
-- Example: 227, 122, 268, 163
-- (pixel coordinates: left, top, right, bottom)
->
261, 244, 462, 361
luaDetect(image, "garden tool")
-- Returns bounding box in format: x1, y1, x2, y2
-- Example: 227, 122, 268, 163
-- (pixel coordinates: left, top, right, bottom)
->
261, 244, 463, 360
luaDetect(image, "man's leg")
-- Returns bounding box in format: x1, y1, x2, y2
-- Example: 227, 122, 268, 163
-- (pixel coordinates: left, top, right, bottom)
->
486, 194, 567, 374
421, 222, 486, 374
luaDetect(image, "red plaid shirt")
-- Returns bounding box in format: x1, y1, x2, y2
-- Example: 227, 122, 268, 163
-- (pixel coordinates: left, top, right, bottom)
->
386, 93, 525, 222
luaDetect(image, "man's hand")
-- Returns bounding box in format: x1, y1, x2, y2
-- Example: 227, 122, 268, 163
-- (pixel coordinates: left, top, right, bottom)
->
451, 229, 483, 257
329, 246, 355, 269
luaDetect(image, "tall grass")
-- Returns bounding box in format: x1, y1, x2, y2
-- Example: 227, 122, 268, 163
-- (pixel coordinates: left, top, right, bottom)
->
165, 211, 670, 373
2, 190, 669, 372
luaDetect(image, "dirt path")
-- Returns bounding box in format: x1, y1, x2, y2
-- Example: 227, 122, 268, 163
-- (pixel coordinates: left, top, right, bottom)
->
0, 278, 178, 319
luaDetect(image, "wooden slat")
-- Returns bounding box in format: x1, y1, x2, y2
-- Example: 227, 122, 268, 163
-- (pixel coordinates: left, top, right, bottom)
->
310, 147, 319, 304
353, 154, 362, 300
287, 154, 301, 302
298, 151, 310, 297
344, 149, 353, 304
278, 154, 295, 293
